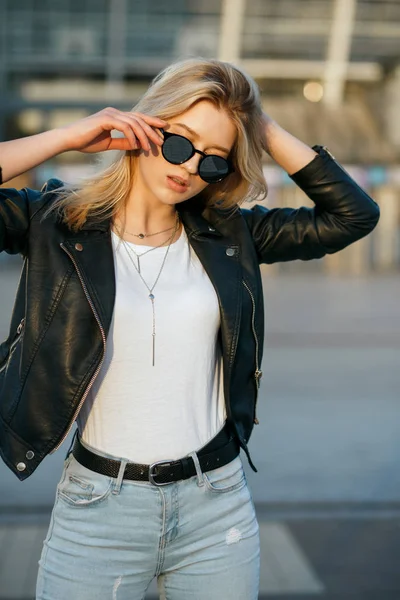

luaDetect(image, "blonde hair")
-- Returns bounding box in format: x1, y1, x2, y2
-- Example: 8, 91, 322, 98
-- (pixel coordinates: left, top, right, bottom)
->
45, 57, 268, 230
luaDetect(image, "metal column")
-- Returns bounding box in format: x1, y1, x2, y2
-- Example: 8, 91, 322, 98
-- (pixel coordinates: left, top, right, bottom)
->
218, 0, 246, 62
323, 0, 357, 107
105, 0, 128, 101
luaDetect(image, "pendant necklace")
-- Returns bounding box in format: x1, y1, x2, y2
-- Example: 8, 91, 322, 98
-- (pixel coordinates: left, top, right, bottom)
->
114, 213, 179, 274
120, 216, 180, 366
116, 222, 177, 240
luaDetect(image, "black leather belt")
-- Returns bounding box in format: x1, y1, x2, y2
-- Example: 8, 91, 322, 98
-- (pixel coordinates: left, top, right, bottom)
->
71, 423, 240, 486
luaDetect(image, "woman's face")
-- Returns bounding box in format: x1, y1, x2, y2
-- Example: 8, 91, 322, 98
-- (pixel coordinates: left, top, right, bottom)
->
134, 100, 237, 206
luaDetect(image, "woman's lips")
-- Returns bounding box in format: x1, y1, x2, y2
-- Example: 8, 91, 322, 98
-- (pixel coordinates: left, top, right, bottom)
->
166, 176, 189, 193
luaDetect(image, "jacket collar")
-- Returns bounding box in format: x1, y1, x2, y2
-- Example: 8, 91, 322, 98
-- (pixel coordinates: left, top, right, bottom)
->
79, 194, 239, 238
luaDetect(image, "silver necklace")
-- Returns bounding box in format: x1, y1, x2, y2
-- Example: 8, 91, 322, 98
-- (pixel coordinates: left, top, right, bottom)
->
121, 221, 177, 239
121, 217, 180, 367
114, 214, 179, 274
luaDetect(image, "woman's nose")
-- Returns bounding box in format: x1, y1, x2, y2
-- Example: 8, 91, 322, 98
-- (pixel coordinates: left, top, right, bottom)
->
182, 153, 201, 175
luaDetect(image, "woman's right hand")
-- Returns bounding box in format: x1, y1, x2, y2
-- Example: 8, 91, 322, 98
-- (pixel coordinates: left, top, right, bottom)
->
0, 108, 168, 185
60, 107, 167, 154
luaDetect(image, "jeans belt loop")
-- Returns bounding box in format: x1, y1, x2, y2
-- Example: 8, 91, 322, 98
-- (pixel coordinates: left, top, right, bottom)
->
112, 458, 128, 495
188, 451, 205, 487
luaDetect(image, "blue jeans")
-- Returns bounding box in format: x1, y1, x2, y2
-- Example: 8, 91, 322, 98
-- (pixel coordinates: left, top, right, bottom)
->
36, 435, 260, 599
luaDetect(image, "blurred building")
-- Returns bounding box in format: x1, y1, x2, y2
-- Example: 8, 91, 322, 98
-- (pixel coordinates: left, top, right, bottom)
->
0, 0, 399, 272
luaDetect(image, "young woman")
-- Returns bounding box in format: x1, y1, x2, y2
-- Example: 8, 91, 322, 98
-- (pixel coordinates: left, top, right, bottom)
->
0, 58, 379, 600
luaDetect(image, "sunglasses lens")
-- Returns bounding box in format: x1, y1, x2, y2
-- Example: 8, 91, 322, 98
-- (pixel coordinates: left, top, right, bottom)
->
162, 135, 193, 164
199, 155, 230, 183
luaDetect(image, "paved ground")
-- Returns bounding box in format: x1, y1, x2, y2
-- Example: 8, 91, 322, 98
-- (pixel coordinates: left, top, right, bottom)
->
0, 259, 399, 598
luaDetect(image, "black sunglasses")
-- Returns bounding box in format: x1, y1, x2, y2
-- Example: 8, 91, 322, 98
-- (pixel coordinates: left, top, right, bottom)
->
159, 128, 234, 184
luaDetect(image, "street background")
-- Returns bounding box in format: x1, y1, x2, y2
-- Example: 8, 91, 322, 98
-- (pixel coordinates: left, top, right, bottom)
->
1, 0, 400, 598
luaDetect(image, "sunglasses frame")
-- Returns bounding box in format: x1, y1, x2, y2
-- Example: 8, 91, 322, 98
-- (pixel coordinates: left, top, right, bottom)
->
159, 128, 235, 184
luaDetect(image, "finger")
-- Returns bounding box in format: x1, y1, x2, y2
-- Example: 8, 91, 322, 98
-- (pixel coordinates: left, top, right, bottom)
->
103, 111, 165, 149
106, 118, 138, 149
129, 112, 167, 126
129, 115, 164, 146
124, 112, 166, 143
107, 137, 137, 151
112, 111, 166, 143
119, 117, 151, 152
109, 114, 151, 150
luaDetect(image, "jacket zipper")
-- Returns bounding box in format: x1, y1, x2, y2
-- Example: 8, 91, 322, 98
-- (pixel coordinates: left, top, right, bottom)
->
320, 145, 351, 177
242, 280, 262, 424
49, 244, 106, 454
321, 145, 337, 161
0, 318, 25, 374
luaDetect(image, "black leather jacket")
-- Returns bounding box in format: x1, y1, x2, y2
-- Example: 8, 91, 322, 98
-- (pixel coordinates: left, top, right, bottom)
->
0, 147, 380, 480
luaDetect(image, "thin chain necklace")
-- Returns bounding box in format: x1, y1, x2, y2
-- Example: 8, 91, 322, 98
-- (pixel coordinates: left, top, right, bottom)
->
120, 219, 177, 239
120, 217, 180, 367
113, 213, 179, 274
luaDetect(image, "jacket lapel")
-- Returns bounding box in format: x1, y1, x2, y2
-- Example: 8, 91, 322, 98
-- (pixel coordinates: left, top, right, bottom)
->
178, 202, 243, 405
61, 226, 116, 339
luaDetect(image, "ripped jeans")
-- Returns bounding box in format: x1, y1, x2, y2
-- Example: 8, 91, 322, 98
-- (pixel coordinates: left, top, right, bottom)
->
35, 435, 260, 600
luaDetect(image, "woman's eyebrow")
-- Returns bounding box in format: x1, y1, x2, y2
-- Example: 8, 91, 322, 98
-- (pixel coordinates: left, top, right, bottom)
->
174, 122, 230, 154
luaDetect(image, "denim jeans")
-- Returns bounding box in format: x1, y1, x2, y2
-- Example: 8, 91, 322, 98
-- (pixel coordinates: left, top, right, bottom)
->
36, 434, 260, 599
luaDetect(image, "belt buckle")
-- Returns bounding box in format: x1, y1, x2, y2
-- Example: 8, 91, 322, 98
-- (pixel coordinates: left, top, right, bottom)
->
149, 459, 174, 486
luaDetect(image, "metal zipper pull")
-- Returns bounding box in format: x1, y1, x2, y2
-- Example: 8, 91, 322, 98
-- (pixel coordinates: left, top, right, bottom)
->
254, 369, 263, 388
17, 318, 25, 335
0, 318, 26, 375
254, 369, 262, 422
322, 145, 335, 160
320, 145, 351, 177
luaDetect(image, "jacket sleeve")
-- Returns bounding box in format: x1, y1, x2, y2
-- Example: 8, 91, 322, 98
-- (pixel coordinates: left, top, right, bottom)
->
241, 146, 380, 265
0, 178, 63, 255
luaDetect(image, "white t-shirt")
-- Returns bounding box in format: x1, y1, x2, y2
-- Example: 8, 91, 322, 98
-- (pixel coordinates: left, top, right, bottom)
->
77, 226, 226, 463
